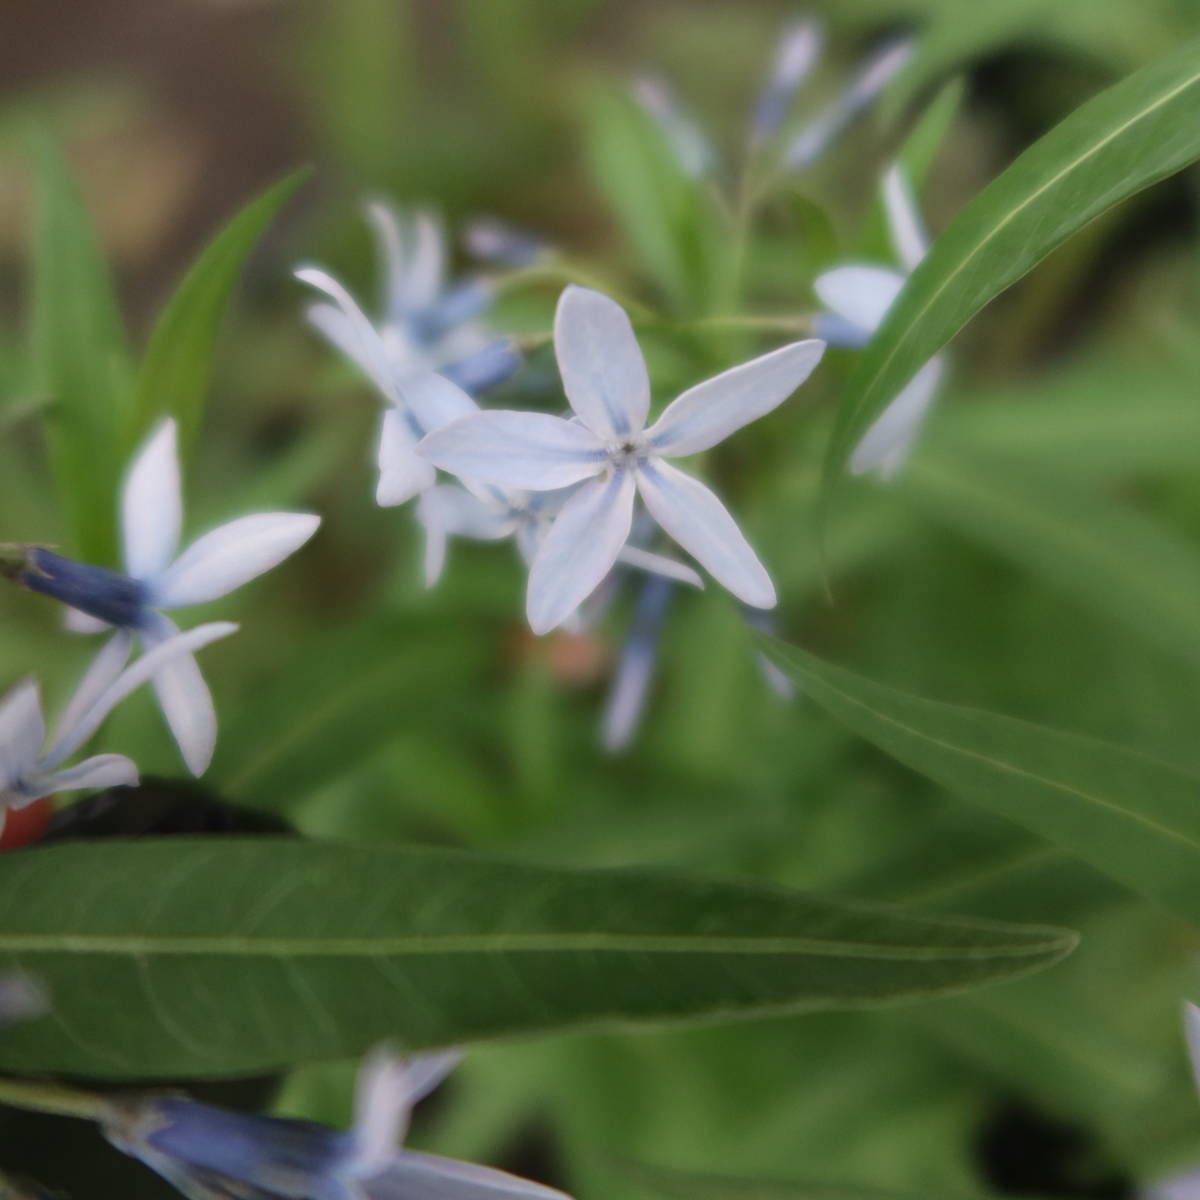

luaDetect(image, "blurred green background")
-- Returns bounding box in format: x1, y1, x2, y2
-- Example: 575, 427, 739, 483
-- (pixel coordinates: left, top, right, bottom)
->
3, 1, 1200, 1197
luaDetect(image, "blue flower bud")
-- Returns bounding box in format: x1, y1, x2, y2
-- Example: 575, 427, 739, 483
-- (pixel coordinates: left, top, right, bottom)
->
19, 549, 148, 629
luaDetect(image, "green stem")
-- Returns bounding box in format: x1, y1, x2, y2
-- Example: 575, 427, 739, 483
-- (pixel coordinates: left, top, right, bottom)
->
0, 1076, 111, 1121
491, 258, 657, 320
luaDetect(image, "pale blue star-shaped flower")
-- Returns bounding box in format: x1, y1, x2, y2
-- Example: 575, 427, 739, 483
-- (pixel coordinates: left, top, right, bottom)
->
0, 621, 237, 825
23, 419, 319, 774
814, 164, 946, 478
104, 1046, 572, 1200
419, 285, 824, 633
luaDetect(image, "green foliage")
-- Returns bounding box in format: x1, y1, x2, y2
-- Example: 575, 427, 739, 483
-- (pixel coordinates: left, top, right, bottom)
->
0, 838, 1073, 1079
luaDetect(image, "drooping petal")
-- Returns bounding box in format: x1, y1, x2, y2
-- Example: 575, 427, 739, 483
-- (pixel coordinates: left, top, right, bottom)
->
636, 459, 776, 608
403, 209, 447, 315
553, 286, 650, 440
50, 629, 134, 753
882, 164, 929, 273
645, 340, 825, 457
416, 486, 513, 588
369, 1149, 572, 1200
43, 619, 237, 769
812, 264, 906, 334
378, 409, 437, 508
602, 575, 673, 753
307, 301, 377, 379
123, 420, 183, 580
366, 201, 411, 325
0, 680, 45, 786
527, 469, 636, 635
40, 753, 138, 795
398, 370, 478, 435
848, 355, 945, 479
419, 411, 606, 491
751, 17, 824, 140
615, 545, 704, 589
138, 614, 221, 777
155, 513, 321, 609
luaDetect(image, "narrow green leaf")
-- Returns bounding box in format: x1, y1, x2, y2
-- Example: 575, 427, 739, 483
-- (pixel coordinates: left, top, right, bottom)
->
29, 136, 131, 562
825, 38, 1200, 490
760, 639, 1200, 927
0, 838, 1075, 1079
899, 448, 1200, 672
130, 169, 308, 454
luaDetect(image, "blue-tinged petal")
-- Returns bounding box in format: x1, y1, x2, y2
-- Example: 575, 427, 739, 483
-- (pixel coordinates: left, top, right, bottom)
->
751, 17, 824, 140
378, 408, 438, 508
464, 218, 545, 267
527, 469, 635, 635
403, 209, 447, 315
882, 163, 928, 273
50, 629, 134, 753
553, 286, 650, 440
416, 281, 493, 340
419, 412, 607, 491
123, 419, 183, 580
35, 753, 138, 796
602, 574, 673, 753
812, 265, 905, 334
811, 312, 874, 350
645, 340, 825, 458
367, 1151, 571, 1200
636, 459, 776, 609
397, 371, 478, 435
0, 680, 45, 788
631, 74, 717, 179
442, 340, 523, 397
615, 545, 703, 590
0, 972, 47, 1027
848, 355, 945, 479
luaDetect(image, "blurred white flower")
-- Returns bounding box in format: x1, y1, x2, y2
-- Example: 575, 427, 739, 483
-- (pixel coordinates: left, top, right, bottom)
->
33, 419, 318, 775
1140, 1004, 1200, 1200
420, 285, 824, 633
0, 622, 237, 823
814, 163, 946, 478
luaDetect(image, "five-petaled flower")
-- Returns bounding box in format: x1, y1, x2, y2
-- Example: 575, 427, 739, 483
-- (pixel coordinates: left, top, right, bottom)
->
419, 285, 824, 634
21, 419, 319, 775
104, 1045, 572, 1200
814, 164, 946, 478
0, 622, 237, 829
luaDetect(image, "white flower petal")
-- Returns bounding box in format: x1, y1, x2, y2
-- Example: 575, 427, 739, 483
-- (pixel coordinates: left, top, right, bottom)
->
373, 1150, 572, 1200
813, 265, 906, 334
615, 545, 704, 589
882, 164, 928, 274
398, 371, 478, 435
155, 513, 320, 609
64, 606, 111, 634
43, 753, 138, 795
848, 356, 945, 479
553, 286, 650, 440
123, 420, 183, 580
419, 412, 606, 491
51, 630, 134, 754
636, 459, 775, 608
417, 487, 513, 588
1185, 1003, 1200, 1095
297, 267, 403, 405
139, 615, 220, 776
378, 409, 437, 508
404, 209, 447, 314
366, 201, 410, 323
307, 302, 376, 379
44, 619, 237, 768
0, 680, 45, 786
527, 469, 635, 635
646, 339, 825, 457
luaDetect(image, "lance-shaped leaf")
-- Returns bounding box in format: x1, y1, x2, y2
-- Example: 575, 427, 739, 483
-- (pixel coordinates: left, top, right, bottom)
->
0, 838, 1074, 1079
30, 136, 132, 562
824, 37, 1200, 490
130, 169, 309, 455
759, 638, 1200, 926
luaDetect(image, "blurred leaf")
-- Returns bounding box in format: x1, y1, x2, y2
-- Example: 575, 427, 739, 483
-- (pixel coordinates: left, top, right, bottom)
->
898, 448, 1200, 672
760, 638, 1200, 928
29, 136, 132, 562
130, 170, 309, 455
825, 37, 1200, 495
0, 838, 1074, 1079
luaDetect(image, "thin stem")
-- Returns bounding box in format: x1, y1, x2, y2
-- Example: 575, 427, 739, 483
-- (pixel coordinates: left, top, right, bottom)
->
0, 1076, 111, 1121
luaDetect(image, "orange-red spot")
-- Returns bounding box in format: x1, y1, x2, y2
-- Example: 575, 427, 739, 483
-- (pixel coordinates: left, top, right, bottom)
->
0, 796, 54, 851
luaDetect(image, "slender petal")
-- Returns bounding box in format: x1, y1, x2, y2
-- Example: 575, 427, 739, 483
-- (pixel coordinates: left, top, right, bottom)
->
1185, 1003, 1200, 1093
378, 409, 437, 508
631, 74, 716, 179
0, 681, 44, 784
636, 459, 776, 608
646, 340, 825, 457
602, 575, 673, 753
64, 606, 111, 634
155, 513, 320, 609
403, 209, 447, 314
417, 486, 513, 587
123, 420, 183, 579
527, 469, 636, 635
38, 753, 138, 795
307, 301, 376, 379
43, 619, 237, 769
752, 18, 824, 139
615, 545, 703, 589
371, 1150, 572, 1200
442, 340, 522, 397
554, 286, 650, 440
398, 371, 478, 435
138, 615, 221, 777
813, 265, 905, 334
366, 201, 411, 323
51, 629, 134, 753
419, 412, 606, 491
883, 164, 928, 273
848, 356, 944, 479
